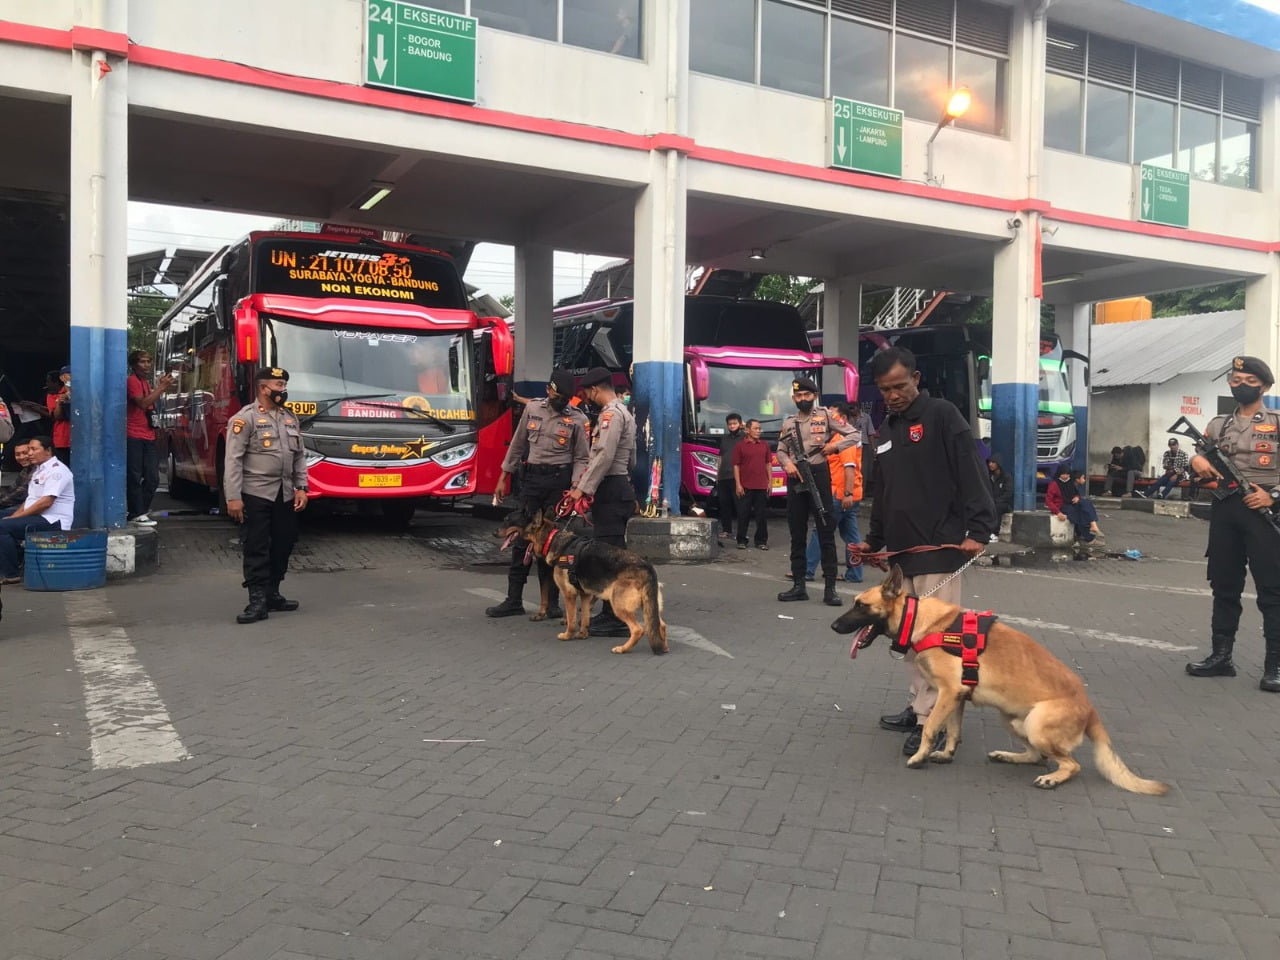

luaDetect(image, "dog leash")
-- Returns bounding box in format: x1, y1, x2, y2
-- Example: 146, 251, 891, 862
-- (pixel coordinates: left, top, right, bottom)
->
552, 491, 593, 523
847, 543, 970, 570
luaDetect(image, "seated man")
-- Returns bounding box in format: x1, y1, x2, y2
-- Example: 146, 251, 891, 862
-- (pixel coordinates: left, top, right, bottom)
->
0, 437, 34, 518
0, 436, 75, 584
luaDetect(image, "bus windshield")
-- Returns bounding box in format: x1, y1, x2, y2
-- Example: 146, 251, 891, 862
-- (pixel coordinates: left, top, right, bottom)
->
264, 318, 475, 425
1039, 358, 1073, 416
690, 365, 819, 437
253, 238, 468, 309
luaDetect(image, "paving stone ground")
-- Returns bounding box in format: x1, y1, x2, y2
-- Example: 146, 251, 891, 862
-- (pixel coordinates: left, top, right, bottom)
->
1, 496, 1278, 959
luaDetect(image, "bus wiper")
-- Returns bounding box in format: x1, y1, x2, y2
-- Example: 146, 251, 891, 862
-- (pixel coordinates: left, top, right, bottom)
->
355, 400, 459, 433
298, 393, 396, 424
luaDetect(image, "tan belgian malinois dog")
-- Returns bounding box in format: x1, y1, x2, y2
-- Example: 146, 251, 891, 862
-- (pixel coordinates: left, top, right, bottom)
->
830, 565, 1168, 794
517, 512, 668, 655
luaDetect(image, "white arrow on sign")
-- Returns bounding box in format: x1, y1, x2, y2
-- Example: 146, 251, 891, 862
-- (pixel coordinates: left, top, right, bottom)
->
837, 125, 847, 163
1142, 186, 1151, 217
373, 33, 389, 79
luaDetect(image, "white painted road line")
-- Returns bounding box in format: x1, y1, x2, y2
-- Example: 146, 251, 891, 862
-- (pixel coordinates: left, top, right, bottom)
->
464, 587, 732, 658
67, 594, 189, 770
997, 615, 1197, 653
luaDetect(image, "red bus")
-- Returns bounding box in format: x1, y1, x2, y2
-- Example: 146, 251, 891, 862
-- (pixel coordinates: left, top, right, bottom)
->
156, 229, 512, 525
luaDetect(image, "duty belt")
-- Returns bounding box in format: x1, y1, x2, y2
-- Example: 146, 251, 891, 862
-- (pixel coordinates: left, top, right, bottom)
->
525, 463, 571, 475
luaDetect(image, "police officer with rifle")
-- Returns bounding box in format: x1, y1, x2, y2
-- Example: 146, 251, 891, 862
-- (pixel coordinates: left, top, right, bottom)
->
1179, 355, 1280, 692
775, 376, 857, 606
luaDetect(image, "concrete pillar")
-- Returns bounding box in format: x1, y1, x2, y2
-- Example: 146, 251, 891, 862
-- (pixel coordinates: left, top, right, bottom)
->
1057, 303, 1092, 472
1244, 259, 1280, 410
820, 278, 861, 401
512, 243, 555, 395
990, 218, 1041, 511
69, 19, 129, 529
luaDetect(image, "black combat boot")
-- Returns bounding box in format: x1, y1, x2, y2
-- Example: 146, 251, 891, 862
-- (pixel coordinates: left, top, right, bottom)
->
588, 601, 630, 638
1186, 637, 1237, 677
486, 589, 525, 618
777, 579, 808, 602
236, 588, 269, 624
266, 582, 299, 612
823, 579, 843, 607
1261, 638, 1280, 692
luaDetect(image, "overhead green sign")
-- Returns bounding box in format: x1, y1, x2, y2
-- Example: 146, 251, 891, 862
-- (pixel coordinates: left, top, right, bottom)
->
829, 97, 903, 179
1138, 163, 1190, 228
365, 1, 477, 104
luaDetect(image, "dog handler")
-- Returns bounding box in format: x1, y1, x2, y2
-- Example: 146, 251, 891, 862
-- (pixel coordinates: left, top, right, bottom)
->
486, 370, 590, 619
1185, 355, 1280, 692
855, 346, 995, 755
566, 366, 637, 638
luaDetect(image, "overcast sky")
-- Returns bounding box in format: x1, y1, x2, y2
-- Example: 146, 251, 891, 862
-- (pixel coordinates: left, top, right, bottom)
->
127, 201, 615, 302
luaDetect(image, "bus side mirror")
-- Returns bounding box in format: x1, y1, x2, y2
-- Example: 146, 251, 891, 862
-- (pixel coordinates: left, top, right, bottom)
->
821, 357, 859, 403
689, 357, 709, 402
976, 356, 990, 381
234, 305, 260, 363
483, 318, 513, 377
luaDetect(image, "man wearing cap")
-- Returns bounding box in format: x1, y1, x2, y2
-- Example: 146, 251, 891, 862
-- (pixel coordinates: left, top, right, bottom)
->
1186, 355, 1280, 692
224, 367, 309, 624
486, 370, 591, 619
566, 366, 637, 638
46, 366, 72, 464
775, 375, 858, 607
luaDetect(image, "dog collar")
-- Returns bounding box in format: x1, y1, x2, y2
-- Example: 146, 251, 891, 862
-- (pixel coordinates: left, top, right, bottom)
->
890, 595, 920, 656
541, 527, 559, 557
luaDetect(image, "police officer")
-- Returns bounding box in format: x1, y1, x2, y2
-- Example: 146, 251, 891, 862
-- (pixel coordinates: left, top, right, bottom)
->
224, 367, 308, 624
1186, 355, 1280, 692
775, 376, 858, 606
567, 366, 637, 637
486, 369, 590, 619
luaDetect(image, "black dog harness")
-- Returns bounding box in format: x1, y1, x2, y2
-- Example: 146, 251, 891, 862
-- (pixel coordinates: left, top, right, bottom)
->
890, 596, 997, 689
542, 529, 600, 589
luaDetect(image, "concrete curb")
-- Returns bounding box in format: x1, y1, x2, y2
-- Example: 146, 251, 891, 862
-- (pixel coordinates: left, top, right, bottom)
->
107, 525, 159, 578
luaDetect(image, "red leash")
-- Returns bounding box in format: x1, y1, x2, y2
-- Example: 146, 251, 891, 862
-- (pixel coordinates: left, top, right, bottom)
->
847, 543, 968, 571
553, 491, 593, 523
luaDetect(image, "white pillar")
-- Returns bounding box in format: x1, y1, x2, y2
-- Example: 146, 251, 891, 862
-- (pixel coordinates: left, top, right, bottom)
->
1244, 259, 1280, 409
991, 218, 1042, 511
1056, 302, 1092, 472
512, 243, 554, 391
821, 278, 861, 398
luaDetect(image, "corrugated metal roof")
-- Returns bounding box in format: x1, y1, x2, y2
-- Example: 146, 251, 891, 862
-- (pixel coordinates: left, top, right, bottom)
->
1090, 311, 1244, 387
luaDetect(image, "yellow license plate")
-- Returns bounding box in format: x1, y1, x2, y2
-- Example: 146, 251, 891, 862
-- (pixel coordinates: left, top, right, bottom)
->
358, 473, 403, 488
771, 475, 786, 489
285, 401, 318, 415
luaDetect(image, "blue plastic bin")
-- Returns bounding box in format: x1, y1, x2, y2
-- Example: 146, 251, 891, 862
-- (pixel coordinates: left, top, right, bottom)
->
24, 528, 108, 591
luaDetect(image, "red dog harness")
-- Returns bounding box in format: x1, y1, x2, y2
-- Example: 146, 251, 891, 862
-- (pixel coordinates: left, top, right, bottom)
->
890, 597, 996, 689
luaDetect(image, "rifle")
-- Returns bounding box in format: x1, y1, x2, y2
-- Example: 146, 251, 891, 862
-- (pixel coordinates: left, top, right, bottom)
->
790, 419, 830, 528
1168, 415, 1280, 534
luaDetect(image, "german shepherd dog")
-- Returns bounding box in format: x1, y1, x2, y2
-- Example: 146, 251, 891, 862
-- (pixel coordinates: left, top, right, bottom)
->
516, 512, 668, 655
831, 566, 1167, 794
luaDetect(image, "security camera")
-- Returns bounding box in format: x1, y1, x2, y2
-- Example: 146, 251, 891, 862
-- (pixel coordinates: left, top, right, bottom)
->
1007, 217, 1023, 230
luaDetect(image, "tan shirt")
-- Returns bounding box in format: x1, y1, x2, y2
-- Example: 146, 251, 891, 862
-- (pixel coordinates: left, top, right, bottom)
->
578, 398, 636, 495
223, 401, 307, 501
501, 398, 591, 482
775, 410, 858, 468
1204, 409, 1280, 487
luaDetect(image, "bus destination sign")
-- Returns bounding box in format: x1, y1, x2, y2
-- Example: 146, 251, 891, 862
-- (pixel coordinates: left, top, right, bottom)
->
255, 241, 459, 307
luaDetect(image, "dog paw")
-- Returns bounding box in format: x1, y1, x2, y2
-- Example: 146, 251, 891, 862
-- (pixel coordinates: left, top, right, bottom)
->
928, 750, 954, 764
988, 751, 1011, 764
529, 612, 547, 622
610, 645, 631, 654
557, 632, 573, 641
905, 754, 929, 769
1032, 775, 1060, 789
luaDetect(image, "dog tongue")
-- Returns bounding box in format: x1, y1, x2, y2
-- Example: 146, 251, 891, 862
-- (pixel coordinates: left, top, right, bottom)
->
849, 626, 871, 659
523, 543, 534, 566
500, 530, 520, 551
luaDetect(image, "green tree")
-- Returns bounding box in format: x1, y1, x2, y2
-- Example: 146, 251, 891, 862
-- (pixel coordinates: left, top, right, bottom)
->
127, 288, 174, 358
755, 274, 814, 306
1149, 282, 1244, 318
498, 293, 515, 313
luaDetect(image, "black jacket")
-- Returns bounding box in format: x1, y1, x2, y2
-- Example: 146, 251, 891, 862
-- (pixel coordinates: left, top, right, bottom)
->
988, 453, 1013, 513
866, 394, 997, 576
718, 429, 745, 479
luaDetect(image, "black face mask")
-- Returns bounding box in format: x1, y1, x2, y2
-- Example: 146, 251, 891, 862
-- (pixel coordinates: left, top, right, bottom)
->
547, 395, 569, 412
269, 389, 288, 406
796, 400, 814, 414
1231, 383, 1264, 405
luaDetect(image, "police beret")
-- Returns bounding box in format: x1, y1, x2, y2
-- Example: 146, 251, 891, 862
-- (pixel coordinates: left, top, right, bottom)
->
1232, 355, 1274, 385
792, 377, 819, 393
256, 366, 290, 382
579, 366, 614, 388
548, 369, 575, 397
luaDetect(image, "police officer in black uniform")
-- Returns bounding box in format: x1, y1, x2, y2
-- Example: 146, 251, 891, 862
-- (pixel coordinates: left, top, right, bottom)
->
566, 366, 637, 638
486, 370, 590, 619
1186, 355, 1280, 692
224, 367, 309, 624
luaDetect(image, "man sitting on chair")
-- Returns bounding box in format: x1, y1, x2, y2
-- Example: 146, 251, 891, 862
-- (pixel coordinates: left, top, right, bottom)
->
0, 436, 75, 585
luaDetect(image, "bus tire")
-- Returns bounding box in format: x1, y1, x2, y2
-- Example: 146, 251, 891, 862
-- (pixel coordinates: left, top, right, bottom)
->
381, 498, 417, 530
166, 450, 200, 501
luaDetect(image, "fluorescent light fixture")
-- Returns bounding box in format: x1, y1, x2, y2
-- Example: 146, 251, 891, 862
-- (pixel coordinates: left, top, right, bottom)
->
748, 248, 767, 261
1043, 273, 1085, 286
353, 182, 394, 211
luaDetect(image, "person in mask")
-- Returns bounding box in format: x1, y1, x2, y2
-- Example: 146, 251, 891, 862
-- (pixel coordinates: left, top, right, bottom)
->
485, 369, 591, 619
775, 376, 858, 606
1045, 464, 1103, 544
716, 413, 745, 539
223, 367, 309, 624
1186, 355, 1280, 692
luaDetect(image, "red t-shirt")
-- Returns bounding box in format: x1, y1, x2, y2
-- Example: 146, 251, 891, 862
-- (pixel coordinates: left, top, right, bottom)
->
126, 374, 155, 441
732, 437, 773, 490
46, 391, 71, 448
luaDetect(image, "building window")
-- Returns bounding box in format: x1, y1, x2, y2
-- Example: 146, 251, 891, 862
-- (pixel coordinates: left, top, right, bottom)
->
467, 0, 643, 58
1044, 23, 1261, 188
471, 0, 557, 41
690, 0, 1010, 136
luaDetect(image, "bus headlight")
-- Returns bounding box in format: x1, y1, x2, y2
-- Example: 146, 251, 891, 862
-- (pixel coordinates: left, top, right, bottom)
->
692, 451, 720, 471
431, 442, 476, 467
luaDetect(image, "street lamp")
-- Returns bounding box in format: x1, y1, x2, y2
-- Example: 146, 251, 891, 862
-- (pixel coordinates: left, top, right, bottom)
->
925, 87, 972, 187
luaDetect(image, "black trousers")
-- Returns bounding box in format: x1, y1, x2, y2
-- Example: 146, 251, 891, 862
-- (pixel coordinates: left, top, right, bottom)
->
126, 437, 159, 518
590, 475, 635, 548
736, 488, 769, 546
507, 465, 573, 599
241, 491, 299, 589
787, 462, 836, 581
1206, 495, 1280, 648
717, 479, 738, 535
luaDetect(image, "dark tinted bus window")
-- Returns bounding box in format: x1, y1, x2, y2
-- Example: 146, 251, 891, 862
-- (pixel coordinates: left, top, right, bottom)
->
252, 239, 467, 309
684, 299, 811, 350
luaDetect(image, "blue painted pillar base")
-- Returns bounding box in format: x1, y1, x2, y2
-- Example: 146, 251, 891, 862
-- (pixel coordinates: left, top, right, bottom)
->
1072, 404, 1088, 475
631, 360, 684, 513
70, 325, 128, 529
1265, 396, 1280, 411
992, 381, 1038, 512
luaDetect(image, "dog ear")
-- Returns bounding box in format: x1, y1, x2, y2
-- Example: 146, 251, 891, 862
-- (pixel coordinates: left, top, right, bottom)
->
882, 564, 904, 599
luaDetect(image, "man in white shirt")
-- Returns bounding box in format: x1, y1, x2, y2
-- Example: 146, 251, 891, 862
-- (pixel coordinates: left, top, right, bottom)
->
0, 436, 75, 584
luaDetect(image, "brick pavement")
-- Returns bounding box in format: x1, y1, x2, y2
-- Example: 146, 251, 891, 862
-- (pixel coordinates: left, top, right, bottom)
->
0, 504, 1278, 959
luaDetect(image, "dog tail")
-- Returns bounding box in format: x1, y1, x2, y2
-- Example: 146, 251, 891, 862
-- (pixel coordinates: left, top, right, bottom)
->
643, 565, 667, 655
1087, 710, 1168, 795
